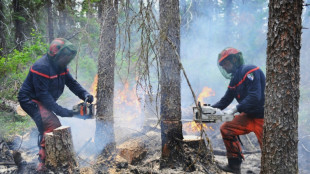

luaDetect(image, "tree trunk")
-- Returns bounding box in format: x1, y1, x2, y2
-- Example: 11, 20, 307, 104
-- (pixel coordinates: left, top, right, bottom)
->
45, 126, 78, 171
57, 0, 67, 38
95, 0, 118, 151
0, 0, 5, 56
97, 0, 103, 20
159, 0, 183, 165
261, 1, 302, 173
13, 0, 23, 51
224, 0, 233, 43
47, 0, 54, 43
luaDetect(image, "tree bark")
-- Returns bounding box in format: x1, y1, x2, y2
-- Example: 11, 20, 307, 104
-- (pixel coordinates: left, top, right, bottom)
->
45, 126, 78, 171
13, 0, 23, 51
95, 0, 118, 150
47, 0, 54, 43
225, 0, 233, 43
159, 0, 183, 164
97, 0, 118, 122
57, 0, 67, 38
261, 1, 302, 173
0, 0, 5, 56
97, 0, 103, 20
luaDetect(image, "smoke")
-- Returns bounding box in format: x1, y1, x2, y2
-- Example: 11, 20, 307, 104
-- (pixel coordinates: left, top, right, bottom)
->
180, 1, 268, 113
16, 0, 310, 171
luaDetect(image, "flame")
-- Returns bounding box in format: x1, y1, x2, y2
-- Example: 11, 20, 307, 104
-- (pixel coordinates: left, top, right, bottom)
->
183, 121, 214, 134
90, 74, 98, 104
88, 75, 142, 122
197, 87, 215, 105
114, 82, 141, 121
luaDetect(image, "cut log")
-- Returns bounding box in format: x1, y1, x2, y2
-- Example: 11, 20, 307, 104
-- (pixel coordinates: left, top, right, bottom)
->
117, 138, 146, 165
0, 98, 27, 116
45, 126, 78, 171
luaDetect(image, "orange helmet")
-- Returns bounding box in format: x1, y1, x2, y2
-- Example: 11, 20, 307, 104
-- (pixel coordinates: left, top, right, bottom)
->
217, 47, 244, 79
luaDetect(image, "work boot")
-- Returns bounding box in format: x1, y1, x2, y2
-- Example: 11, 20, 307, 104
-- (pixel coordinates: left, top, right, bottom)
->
217, 158, 242, 174
36, 148, 47, 172
36, 162, 47, 172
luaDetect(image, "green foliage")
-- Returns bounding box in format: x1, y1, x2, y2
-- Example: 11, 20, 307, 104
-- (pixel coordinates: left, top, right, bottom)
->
0, 31, 48, 100
0, 111, 35, 142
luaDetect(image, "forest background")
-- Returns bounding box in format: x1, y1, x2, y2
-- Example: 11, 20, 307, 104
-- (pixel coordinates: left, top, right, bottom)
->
0, 0, 310, 172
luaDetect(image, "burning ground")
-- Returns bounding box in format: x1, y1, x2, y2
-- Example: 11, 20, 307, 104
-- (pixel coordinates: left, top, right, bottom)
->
3, 83, 266, 174
1, 80, 309, 173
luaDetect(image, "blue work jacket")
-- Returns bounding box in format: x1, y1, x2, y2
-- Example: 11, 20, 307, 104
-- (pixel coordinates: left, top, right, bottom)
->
18, 54, 89, 116
212, 65, 265, 118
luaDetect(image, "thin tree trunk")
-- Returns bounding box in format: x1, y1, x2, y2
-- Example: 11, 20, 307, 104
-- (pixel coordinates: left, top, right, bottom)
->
261, 0, 302, 173
47, 0, 54, 43
97, 0, 103, 20
0, 0, 5, 56
225, 0, 233, 43
13, 0, 23, 51
159, 0, 183, 165
95, 0, 118, 150
57, 0, 67, 37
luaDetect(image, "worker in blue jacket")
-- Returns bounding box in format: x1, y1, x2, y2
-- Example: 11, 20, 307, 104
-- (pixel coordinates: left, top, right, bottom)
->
212, 47, 265, 174
18, 38, 93, 171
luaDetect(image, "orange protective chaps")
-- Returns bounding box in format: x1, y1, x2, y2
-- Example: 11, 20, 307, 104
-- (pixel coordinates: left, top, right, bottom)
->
220, 112, 264, 159
32, 100, 61, 162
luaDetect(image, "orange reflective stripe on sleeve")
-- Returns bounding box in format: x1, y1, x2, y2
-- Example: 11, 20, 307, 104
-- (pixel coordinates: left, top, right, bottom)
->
228, 67, 260, 89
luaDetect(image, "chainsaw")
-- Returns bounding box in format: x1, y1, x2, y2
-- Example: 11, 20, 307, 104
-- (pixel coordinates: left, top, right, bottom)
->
192, 102, 235, 123
72, 99, 94, 119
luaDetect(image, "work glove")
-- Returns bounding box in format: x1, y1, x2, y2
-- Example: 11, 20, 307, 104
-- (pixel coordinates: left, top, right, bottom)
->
223, 107, 238, 115
84, 94, 94, 104
56, 108, 74, 117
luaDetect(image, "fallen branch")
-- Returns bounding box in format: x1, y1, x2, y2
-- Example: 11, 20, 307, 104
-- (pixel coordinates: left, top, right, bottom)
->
213, 149, 261, 156
0, 162, 16, 165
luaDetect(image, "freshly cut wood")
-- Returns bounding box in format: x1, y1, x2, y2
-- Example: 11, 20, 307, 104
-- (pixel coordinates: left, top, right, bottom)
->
183, 135, 205, 149
45, 126, 78, 171
117, 138, 146, 165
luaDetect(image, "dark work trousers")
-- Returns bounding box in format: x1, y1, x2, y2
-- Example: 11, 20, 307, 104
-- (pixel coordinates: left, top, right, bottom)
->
220, 112, 264, 159
20, 99, 61, 162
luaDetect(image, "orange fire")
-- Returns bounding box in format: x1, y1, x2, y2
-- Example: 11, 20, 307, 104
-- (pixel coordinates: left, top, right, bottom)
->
183, 121, 214, 134
90, 74, 98, 103
114, 82, 141, 121
89, 74, 142, 121
197, 86, 215, 105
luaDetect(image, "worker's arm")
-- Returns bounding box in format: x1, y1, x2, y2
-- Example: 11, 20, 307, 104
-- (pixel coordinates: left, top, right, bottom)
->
211, 87, 235, 110
65, 72, 90, 101
32, 68, 73, 117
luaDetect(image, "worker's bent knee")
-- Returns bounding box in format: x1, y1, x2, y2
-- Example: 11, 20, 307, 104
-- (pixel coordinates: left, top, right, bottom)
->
220, 122, 229, 134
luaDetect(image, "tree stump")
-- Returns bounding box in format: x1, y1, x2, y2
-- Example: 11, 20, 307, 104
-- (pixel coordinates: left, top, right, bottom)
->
183, 135, 206, 149
45, 126, 78, 171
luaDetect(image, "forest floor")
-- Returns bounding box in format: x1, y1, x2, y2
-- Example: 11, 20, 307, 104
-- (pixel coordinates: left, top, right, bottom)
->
6, 122, 264, 174
2, 113, 310, 174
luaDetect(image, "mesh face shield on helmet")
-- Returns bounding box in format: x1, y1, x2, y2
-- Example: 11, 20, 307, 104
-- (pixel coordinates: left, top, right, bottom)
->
47, 38, 77, 67
217, 47, 244, 79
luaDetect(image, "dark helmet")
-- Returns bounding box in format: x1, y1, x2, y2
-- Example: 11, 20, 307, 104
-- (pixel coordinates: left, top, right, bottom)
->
217, 47, 244, 79
47, 38, 77, 68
